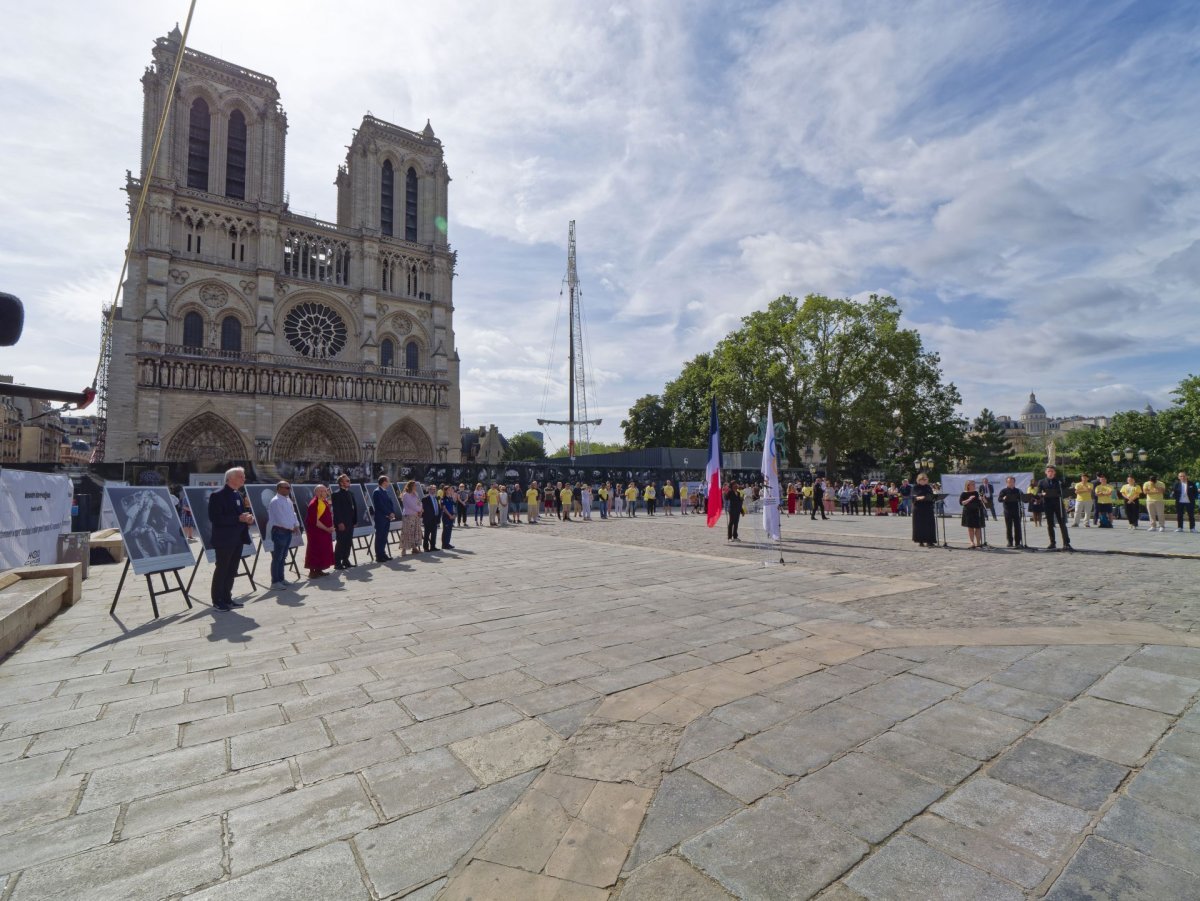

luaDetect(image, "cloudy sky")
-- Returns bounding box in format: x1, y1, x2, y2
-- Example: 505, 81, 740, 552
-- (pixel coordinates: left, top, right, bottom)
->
1, 0, 1197, 451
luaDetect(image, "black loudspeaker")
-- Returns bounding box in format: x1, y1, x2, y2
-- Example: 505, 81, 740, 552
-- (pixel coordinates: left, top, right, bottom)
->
0, 293, 24, 346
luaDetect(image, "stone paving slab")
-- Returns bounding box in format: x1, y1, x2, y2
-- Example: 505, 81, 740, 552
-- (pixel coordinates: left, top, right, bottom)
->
2, 514, 1200, 899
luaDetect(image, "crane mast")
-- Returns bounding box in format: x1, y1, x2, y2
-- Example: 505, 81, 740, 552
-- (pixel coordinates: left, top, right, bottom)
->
538, 220, 600, 460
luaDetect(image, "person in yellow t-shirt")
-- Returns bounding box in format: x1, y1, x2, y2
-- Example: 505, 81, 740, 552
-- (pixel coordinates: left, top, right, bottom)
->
1142, 476, 1166, 531
1072, 475, 1094, 528
560, 484, 574, 521
625, 483, 639, 516
801, 483, 813, 514
1120, 476, 1142, 529
1093, 476, 1115, 528
644, 483, 657, 516
486, 484, 500, 526
662, 481, 676, 516
679, 482, 689, 515
526, 483, 540, 524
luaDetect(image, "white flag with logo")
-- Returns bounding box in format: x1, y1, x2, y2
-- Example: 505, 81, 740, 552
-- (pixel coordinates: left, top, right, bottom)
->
760, 402, 781, 540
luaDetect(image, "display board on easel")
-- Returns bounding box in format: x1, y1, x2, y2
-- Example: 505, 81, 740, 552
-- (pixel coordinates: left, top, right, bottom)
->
181, 485, 259, 596
351, 484, 375, 538
103, 485, 195, 618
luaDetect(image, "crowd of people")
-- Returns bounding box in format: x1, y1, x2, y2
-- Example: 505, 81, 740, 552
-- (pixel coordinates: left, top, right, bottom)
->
202, 464, 1199, 609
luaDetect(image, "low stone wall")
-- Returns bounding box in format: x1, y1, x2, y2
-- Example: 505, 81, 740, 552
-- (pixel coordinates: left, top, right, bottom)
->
0, 562, 83, 660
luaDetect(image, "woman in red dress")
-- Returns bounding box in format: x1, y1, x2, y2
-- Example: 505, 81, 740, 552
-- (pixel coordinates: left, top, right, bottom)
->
304, 483, 336, 577
786, 482, 797, 516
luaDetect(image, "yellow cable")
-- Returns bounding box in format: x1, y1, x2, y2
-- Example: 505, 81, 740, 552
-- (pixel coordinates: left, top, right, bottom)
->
93, 0, 198, 389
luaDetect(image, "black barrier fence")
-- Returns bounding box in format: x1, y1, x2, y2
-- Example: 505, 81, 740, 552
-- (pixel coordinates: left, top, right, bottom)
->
6, 460, 811, 534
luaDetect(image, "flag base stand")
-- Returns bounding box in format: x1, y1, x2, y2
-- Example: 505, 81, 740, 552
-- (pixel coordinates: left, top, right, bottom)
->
754, 496, 785, 567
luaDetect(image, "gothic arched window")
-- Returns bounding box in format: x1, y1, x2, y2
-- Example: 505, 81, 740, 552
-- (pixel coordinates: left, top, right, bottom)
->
187, 99, 210, 191
380, 338, 394, 368
183, 311, 204, 349
225, 110, 247, 199
405, 340, 419, 372
381, 161, 394, 237
405, 167, 418, 241
220, 315, 242, 353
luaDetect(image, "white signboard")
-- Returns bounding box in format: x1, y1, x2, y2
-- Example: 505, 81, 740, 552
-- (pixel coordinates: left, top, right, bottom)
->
939, 473, 1033, 514
99, 480, 127, 530
0, 469, 73, 569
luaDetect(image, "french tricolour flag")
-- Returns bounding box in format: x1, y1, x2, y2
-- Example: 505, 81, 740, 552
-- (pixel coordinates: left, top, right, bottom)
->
706, 397, 722, 527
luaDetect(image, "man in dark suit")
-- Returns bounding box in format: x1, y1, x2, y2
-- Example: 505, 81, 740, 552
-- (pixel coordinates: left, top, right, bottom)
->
1037, 464, 1073, 551
331, 474, 359, 570
208, 466, 253, 611
371, 476, 396, 562
421, 484, 440, 552
810, 478, 827, 520
1172, 471, 1197, 532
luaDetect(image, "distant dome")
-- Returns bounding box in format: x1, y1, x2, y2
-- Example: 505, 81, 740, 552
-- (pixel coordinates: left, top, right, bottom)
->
1021, 392, 1047, 418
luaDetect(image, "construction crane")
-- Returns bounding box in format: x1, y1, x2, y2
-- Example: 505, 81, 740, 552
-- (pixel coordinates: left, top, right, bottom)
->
538, 220, 600, 460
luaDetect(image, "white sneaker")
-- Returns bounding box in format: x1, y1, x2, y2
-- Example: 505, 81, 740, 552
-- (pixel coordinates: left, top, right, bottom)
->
1176, 528, 1184, 533
1084, 522, 1091, 528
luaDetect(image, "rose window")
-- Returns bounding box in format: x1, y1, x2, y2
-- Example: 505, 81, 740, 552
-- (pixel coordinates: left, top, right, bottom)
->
283, 302, 347, 358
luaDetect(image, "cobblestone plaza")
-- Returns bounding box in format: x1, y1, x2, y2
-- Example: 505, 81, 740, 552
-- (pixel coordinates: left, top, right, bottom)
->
1, 513, 1198, 899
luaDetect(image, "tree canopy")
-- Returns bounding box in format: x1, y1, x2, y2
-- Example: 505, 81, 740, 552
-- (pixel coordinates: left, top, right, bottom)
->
622, 293, 966, 478
966, 408, 1013, 471
503, 432, 545, 461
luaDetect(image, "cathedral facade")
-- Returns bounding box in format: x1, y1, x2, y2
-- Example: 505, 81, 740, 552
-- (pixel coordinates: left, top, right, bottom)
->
105, 28, 461, 471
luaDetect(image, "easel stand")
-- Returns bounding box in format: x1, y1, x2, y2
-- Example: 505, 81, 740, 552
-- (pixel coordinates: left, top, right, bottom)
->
185, 551, 257, 597
111, 560, 191, 619
250, 539, 301, 580
352, 534, 374, 564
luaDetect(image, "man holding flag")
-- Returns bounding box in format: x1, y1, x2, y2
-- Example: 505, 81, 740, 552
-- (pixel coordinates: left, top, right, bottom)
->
760, 402, 782, 541
706, 397, 723, 528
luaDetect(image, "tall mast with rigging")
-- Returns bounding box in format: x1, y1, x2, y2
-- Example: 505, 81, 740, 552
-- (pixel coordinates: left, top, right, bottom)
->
538, 220, 600, 460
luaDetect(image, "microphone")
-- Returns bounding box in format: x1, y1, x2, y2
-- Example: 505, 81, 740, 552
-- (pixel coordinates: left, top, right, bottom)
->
0, 293, 24, 346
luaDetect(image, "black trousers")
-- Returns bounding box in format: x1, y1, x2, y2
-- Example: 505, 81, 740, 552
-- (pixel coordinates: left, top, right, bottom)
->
1044, 499, 1070, 547
457, 503, 467, 526
334, 528, 353, 566
441, 519, 454, 548
422, 519, 438, 551
811, 500, 826, 520
727, 514, 740, 540
1124, 500, 1140, 525
1178, 502, 1196, 529
1003, 508, 1022, 545
211, 545, 241, 605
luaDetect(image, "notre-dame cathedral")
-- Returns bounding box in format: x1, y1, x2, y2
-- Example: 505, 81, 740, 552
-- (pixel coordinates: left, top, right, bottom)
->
105, 27, 461, 471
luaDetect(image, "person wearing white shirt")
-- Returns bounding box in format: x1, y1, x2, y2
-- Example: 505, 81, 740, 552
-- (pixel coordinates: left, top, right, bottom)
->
266, 482, 300, 587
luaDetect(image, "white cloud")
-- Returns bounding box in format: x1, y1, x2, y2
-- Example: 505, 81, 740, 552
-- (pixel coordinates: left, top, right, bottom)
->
1, 0, 1197, 447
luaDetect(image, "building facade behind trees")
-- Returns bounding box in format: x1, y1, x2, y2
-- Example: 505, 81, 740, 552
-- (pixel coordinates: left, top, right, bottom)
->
106, 28, 461, 471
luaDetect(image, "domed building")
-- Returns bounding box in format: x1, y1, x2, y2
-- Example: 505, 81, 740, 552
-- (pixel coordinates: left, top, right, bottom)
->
1020, 392, 1049, 437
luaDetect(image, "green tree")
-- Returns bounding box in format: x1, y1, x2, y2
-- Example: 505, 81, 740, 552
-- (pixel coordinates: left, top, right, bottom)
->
1062, 406, 1194, 481
549, 440, 626, 458
504, 432, 545, 461
621, 394, 673, 448
717, 294, 957, 479
965, 408, 1013, 471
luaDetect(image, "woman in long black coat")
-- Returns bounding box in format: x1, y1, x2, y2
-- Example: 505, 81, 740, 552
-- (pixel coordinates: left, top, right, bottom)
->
911, 473, 937, 547
960, 479, 985, 548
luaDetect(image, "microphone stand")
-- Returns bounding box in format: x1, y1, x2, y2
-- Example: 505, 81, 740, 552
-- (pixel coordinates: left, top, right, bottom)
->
977, 492, 989, 549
